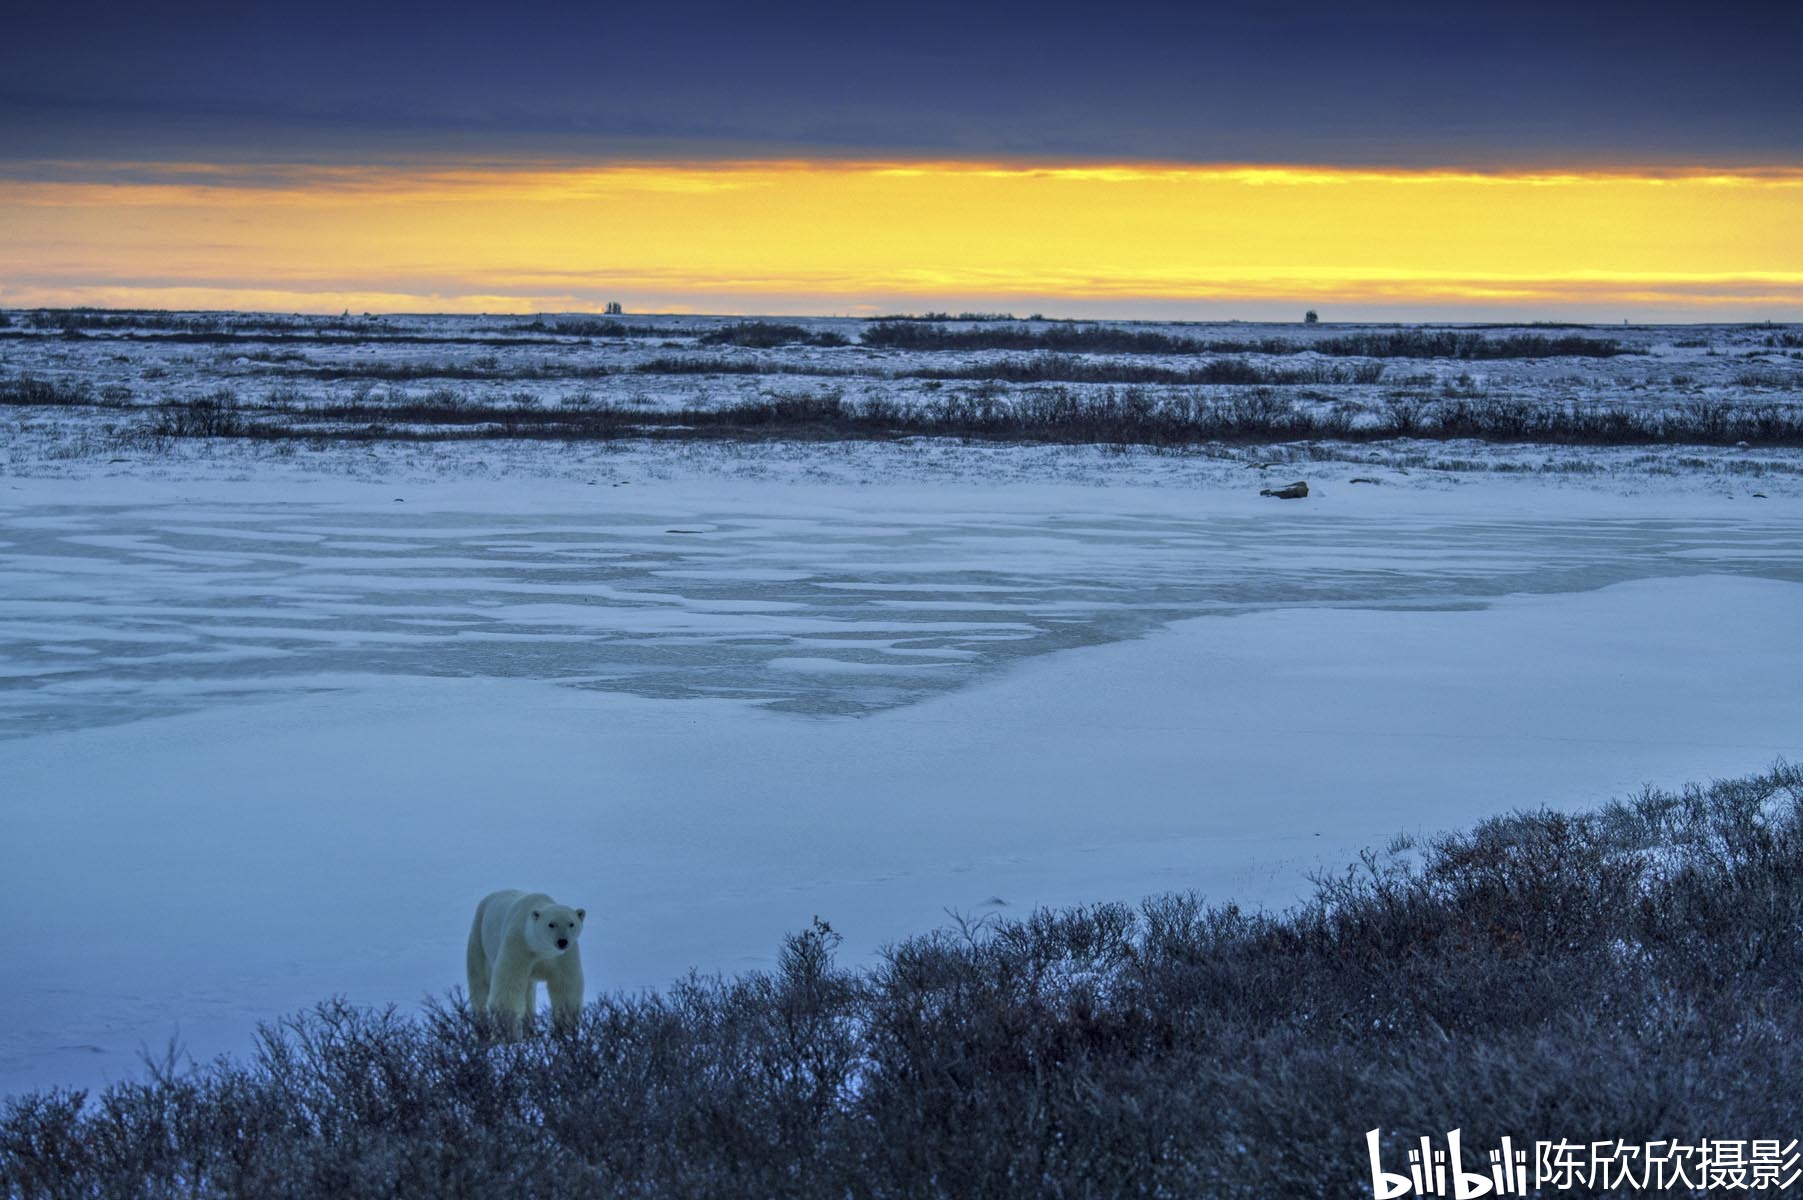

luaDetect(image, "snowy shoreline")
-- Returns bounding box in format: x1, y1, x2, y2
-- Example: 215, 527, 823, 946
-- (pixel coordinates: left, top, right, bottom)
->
7, 419, 1803, 501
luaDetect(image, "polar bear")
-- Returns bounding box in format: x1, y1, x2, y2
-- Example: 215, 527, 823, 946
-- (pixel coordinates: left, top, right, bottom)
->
467, 889, 586, 1031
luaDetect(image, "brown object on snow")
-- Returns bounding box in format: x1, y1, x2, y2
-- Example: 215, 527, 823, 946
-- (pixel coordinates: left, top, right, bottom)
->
1259, 480, 1309, 500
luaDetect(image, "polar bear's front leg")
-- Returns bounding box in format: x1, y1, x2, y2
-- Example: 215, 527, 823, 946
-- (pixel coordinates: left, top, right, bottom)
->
547, 946, 585, 1029
486, 943, 535, 1032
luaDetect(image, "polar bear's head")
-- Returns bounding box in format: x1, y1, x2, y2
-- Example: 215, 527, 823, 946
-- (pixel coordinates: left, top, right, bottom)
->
526, 903, 586, 957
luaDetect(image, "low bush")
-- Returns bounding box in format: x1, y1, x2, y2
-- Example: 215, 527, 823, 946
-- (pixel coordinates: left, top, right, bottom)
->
697, 321, 848, 349
0, 376, 95, 406
632, 356, 852, 377
148, 392, 246, 438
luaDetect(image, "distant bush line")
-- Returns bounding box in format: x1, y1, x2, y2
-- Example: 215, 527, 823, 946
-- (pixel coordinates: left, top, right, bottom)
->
5, 765, 1801, 1197
908, 354, 1386, 386
858, 321, 1635, 359
106, 387, 1803, 449
860, 320, 1288, 355
4, 309, 376, 335
0, 309, 584, 346
0, 329, 575, 348
2, 311, 676, 344
276, 362, 619, 383
292, 352, 1381, 386
511, 318, 685, 338
0, 314, 1640, 360
628, 354, 1386, 386
871, 310, 1026, 321
1314, 330, 1632, 359
698, 321, 850, 349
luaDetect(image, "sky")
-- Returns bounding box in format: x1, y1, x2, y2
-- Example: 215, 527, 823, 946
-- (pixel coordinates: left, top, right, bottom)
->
2, 0, 1800, 320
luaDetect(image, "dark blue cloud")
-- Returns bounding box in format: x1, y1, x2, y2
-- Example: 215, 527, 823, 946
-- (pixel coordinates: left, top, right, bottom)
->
3, 0, 1798, 165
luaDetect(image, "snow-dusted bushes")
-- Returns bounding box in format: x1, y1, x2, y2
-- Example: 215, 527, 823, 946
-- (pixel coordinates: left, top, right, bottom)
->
125, 384, 1803, 448
147, 390, 245, 439
6, 310, 372, 336
0, 376, 94, 406
698, 321, 849, 349
1313, 329, 1632, 359
906, 353, 1386, 385
861, 320, 1238, 354
6, 765, 1801, 1198
859, 321, 1633, 359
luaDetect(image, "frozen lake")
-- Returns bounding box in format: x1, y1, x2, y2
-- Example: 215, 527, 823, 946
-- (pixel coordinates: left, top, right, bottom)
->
4, 474, 1803, 1097
6, 485, 1803, 735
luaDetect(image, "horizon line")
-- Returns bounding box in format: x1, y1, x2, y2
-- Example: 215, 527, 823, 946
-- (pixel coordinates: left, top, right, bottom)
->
5, 304, 1798, 329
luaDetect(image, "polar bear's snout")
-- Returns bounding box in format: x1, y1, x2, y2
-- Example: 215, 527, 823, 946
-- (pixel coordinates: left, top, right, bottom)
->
531, 907, 585, 955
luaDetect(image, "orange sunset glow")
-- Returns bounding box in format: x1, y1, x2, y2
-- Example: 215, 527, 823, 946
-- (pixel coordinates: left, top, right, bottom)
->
4, 161, 1801, 318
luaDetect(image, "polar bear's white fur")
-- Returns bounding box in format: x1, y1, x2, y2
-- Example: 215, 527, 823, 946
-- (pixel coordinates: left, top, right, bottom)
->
467, 889, 586, 1030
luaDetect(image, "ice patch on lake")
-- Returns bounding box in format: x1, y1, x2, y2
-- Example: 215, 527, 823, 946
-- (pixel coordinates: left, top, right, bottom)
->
4, 488, 1801, 736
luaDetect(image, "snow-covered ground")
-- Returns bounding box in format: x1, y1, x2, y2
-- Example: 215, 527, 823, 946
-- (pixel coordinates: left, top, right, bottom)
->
2, 316, 1802, 1099
3, 312, 1799, 421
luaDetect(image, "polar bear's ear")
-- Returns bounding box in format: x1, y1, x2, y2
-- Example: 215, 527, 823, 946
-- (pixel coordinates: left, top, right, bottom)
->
576, 908, 586, 921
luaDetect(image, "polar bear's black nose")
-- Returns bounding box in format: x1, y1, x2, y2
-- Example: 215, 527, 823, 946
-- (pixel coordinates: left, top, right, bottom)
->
557, 938, 569, 950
